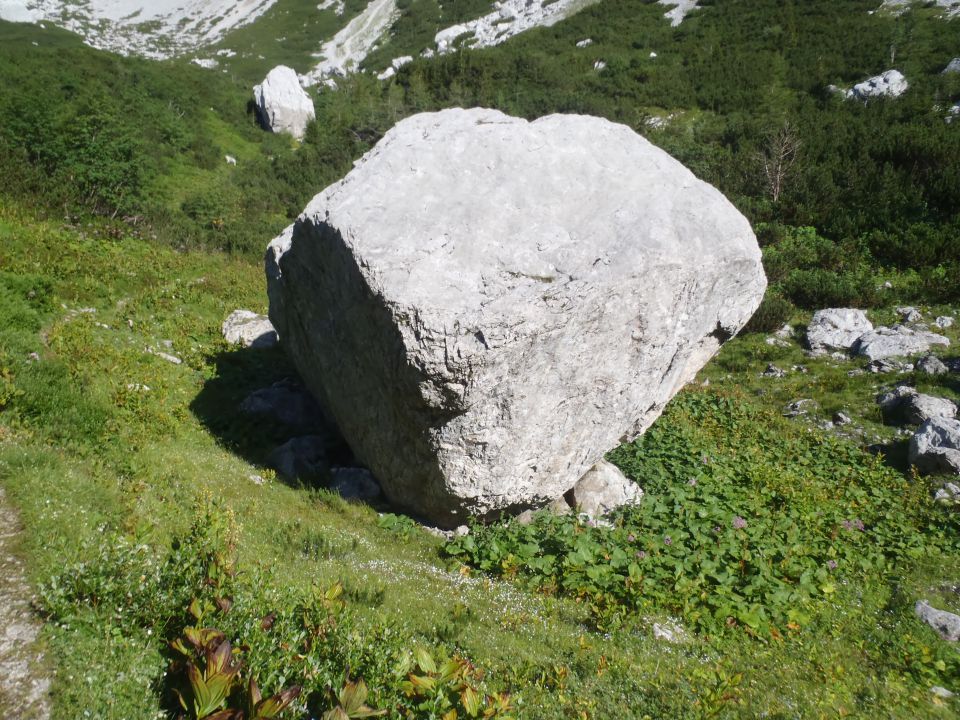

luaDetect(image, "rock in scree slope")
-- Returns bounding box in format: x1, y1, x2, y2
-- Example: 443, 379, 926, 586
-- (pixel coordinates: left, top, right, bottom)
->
266, 108, 766, 526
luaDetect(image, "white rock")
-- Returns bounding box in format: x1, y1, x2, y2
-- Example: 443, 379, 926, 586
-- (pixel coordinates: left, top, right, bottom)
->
221, 309, 279, 348
225, 154, 237, 165
934, 482, 960, 504
304, 0, 399, 82
266, 108, 766, 525
593, 60, 607, 71
806, 308, 873, 355
935, 316, 954, 329
931, 685, 955, 699
917, 355, 950, 375
253, 66, 316, 140
376, 66, 396, 80
570, 460, 643, 519
877, 386, 957, 425
915, 600, 960, 641
910, 417, 960, 475
191, 57, 218, 69
944, 58, 960, 74
652, 620, 686, 643
391, 55, 413, 70
896, 305, 922, 323
657, 0, 700, 26
845, 69, 909, 100
575, 38, 593, 48
853, 324, 949, 361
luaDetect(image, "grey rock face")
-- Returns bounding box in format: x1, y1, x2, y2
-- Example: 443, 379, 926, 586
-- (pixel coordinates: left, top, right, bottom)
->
935, 316, 954, 329
917, 355, 949, 375
896, 306, 922, 323
569, 460, 643, 519
915, 600, 960, 641
266, 108, 766, 525
253, 66, 316, 141
806, 308, 873, 354
934, 482, 960, 504
877, 386, 957, 425
910, 417, 960, 475
944, 58, 960, 74
853, 324, 949, 361
866, 358, 913, 374
222, 310, 279, 349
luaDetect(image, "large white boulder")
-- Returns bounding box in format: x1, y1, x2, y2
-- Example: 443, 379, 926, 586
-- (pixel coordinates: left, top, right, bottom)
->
265, 108, 766, 526
253, 66, 316, 141
845, 69, 909, 100
943, 58, 960, 74
806, 308, 873, 355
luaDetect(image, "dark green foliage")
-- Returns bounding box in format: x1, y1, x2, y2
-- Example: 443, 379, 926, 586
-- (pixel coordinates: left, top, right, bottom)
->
447, 390, 959, 644
742, 291, 794, 334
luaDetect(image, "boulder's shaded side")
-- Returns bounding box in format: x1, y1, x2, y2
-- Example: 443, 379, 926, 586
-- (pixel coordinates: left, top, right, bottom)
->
253, 66, 315, 140
266, 108, 766, 526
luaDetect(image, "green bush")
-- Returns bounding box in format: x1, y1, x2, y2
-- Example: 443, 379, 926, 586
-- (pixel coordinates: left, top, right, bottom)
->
742, 291, 794, 334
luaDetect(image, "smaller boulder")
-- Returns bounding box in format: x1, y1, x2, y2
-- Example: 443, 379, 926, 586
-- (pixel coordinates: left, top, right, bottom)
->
915, 600, 960, 641
934, 482, 960, 505
877, 386, 957, 425
222, 310, 279, 349
909, 417, 960, 475
240, 379, 327, 430
934, 316, 954, 329
806, 308, 873, 355
330, 467, 381, 500
253, 66, 316, 141
266, 435, 330, 481
568, 460, 642, 519
866, 358, 912, 374
896, 306, 922, 323
917, 355, 949, 375
852, 324, 949, 361
833, 411, 852, 426
761, 363, 786, 378
943, 58, 960, 74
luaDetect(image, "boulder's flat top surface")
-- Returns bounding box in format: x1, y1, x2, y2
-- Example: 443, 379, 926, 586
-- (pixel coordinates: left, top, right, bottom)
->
301, 108, 758, 319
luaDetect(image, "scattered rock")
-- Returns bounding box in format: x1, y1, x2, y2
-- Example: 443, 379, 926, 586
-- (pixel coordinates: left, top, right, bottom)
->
391, 55, 413, 70
225, 155, 237, 165
515, 509, 536, 525
865, 358, 912, 374
931, 685, 955, 699
878, 386, 957, 425
897, 306, 923, 323
761, 363, 786, 378
934, 482, 960, 504
806, 308, 873, 355
248, 474, 265, 485
329, 467, 381, 500
253, 66, 316, 141
791, 364, 808, 373
765, 336, 790, 348
240, 379, 328, 430
833, 411, 852, 426
847, 368, 866, 377
915, 600, 960, 641
593, 60, 607, 71
376, 66, 396, 80
652, 620, 687, 643
569, 460, 643, 519
784, 399, 818, 418
917, 355, 950, 375
909, 417, 960, 475
222, 309, 279, 349
266, 436, 331, 482
943, 58, 960, 74
774, 323, 794, 339
935, 316, 954, 329
575, 38, 593, 48
845, 69, 909, 100
852, 324, 949, 361
265, 108, 765, 526
148, 347, 182, 364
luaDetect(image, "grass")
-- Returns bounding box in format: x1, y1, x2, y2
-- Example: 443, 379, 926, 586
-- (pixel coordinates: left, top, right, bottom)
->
0, 197, 958, 718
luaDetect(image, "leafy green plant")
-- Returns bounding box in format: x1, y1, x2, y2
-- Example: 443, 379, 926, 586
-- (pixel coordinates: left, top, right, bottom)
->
322, 679, 385, 720
399, 648, 513, 719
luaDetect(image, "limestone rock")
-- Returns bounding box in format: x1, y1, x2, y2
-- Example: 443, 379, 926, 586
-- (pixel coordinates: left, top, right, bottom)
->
222, 310, 279, 349
569, 460, 643, 519
852, 324, 949, 361
915, 600, 960, 641
266, 435, 331, 482
909, 417, 960, 475
917, 355, 949, 375
845, 69, 909, 100
253, 66, 316, 141
896, 306, 922, 323
806, 308, 873, 355
934, 316, 954, 329
266, 108, 766, 525
877, 386, 957, 425
943, 58, 960, 74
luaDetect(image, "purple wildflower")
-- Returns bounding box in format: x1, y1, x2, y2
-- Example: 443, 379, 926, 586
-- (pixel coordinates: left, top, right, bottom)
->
687, 478, 697, 487
826, 560, 838, 570
636, 550, 647, 560
854, 519, 865, 531
713, 526, 722, 534
732, 516, 747, 530
664, 535, 673, 546
627, 533, 636, 543
841, 520, 853, 531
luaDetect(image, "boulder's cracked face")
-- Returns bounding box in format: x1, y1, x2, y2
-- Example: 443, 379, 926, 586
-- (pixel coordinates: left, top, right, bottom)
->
267, 108, 766, 526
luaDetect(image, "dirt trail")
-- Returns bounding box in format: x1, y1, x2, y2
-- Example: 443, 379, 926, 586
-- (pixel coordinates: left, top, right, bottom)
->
0, 486, 51, 719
